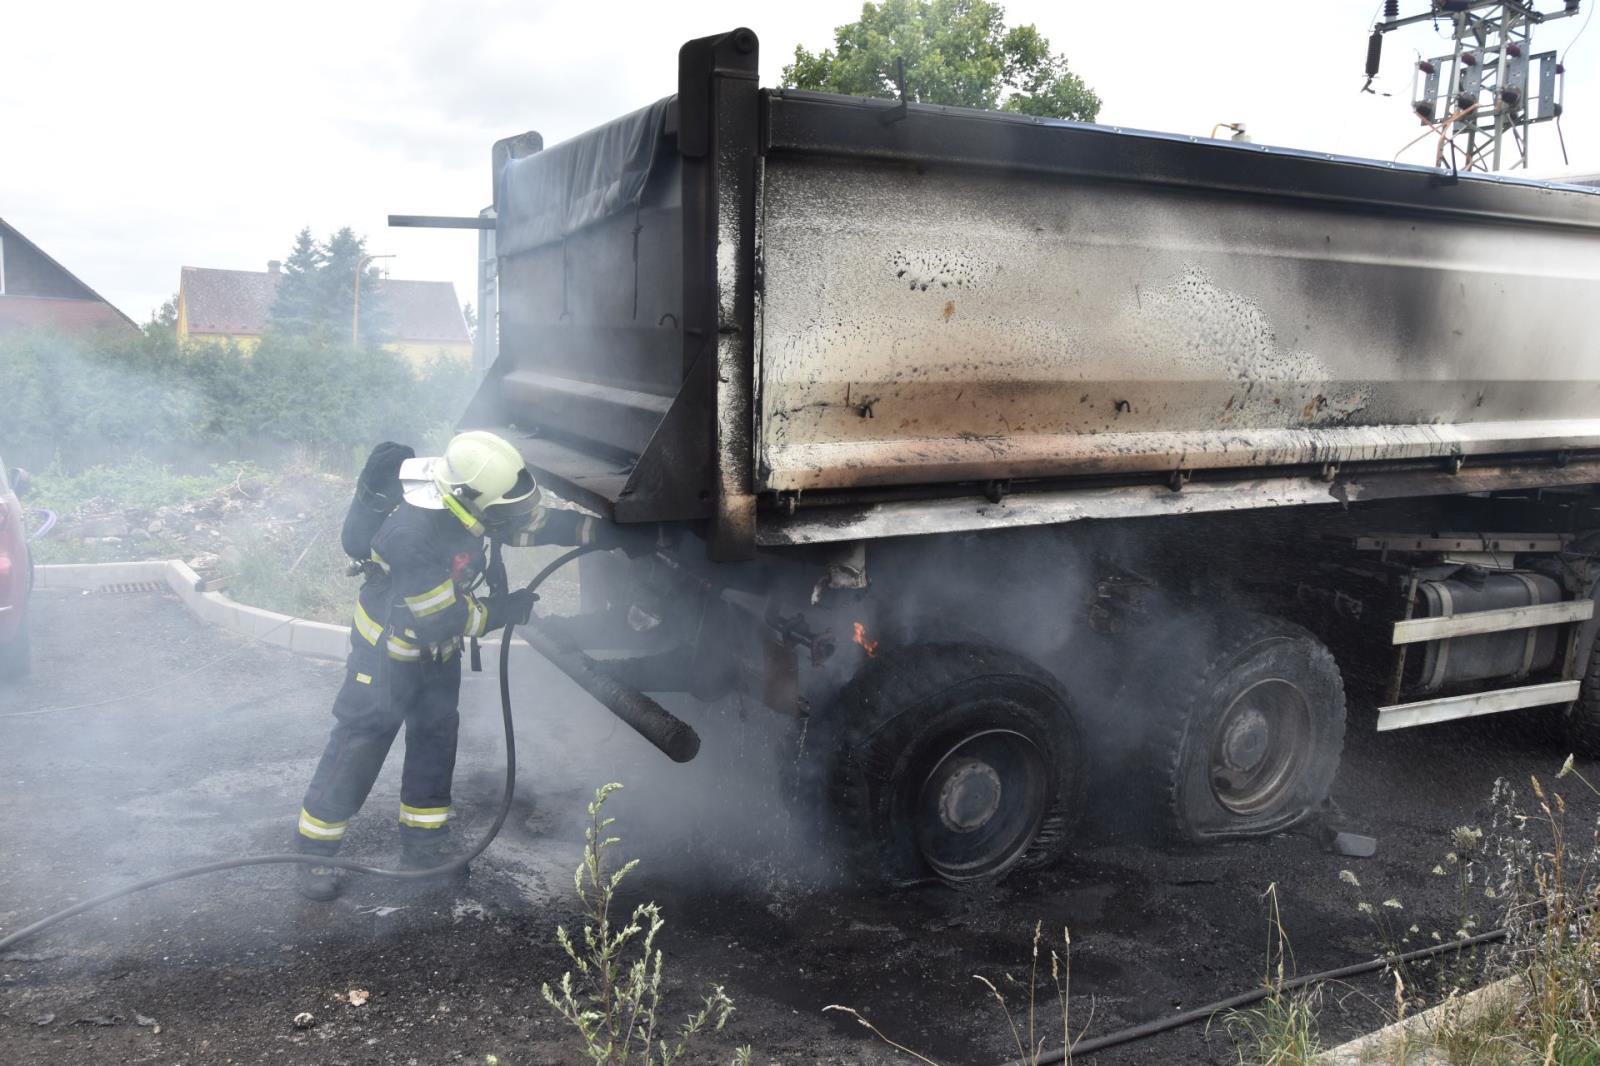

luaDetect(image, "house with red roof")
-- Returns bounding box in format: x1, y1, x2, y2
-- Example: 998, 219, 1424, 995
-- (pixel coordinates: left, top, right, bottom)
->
176, 262, 471, 368
0, 218, 138, 337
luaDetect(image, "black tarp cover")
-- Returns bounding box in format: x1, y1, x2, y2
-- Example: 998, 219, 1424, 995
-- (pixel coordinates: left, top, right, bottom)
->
497, 96, 672, 257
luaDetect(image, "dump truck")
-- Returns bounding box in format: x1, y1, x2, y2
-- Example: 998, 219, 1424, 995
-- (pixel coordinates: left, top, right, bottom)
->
414, 28, 1600, 885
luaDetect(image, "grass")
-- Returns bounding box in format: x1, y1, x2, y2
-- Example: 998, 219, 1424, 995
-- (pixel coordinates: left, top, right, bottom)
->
25, 455, 265, 517
1217, 885, 1322, 1066
227, 492, 355, 627
22, 452, 360, 623
226, 524, 353, 624
24, 455, 271, 567
1317, 757, 1600, 1066
23, 452, 590, 624
540, 783, 752, 1066
1417, 760, 1600, 1066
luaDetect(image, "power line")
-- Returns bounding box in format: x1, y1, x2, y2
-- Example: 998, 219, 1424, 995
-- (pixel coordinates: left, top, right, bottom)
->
1563, 0, 1596, 63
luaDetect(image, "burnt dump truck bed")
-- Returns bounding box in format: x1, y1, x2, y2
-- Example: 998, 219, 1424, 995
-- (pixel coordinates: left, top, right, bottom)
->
463, 28, 1600, 560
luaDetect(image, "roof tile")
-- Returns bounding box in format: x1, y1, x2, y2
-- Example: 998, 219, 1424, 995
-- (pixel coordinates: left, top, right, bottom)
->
0, 294, 139, 336
180, 267, 468, 344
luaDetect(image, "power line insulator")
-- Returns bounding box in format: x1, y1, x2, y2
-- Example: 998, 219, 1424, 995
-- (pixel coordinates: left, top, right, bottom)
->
1386, 0, 1400, 17
1366, 31, 1385, 77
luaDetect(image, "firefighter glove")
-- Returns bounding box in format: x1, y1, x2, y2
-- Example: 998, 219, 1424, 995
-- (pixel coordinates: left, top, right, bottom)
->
488, 588, 539, 628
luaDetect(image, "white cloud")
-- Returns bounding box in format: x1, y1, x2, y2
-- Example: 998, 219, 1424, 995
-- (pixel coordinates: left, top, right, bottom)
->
5, 0, 1594, 323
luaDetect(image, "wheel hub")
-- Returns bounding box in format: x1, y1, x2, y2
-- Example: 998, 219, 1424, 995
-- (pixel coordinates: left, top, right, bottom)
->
936, 758, 1004, 832
1208, 679, 1312, 816
914, 727, 1051, 882
1220, 707, 1270, 772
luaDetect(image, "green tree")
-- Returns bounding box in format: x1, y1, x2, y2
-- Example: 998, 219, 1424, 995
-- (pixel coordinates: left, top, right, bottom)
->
266, 226, 389, 346
321, 226, 390, 347
147, 293, 179, 337
783, 0, 1100, 121
268, 227, 325, 338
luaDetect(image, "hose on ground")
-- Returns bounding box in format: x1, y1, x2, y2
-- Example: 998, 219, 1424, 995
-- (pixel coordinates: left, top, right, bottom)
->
26, 508, 58, 541
0, 545, 596, 954
1006, 921, 1534, 1063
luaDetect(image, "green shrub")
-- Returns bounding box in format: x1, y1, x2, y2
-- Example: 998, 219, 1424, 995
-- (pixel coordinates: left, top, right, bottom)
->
542, 783, 751, 1066
0, 327, 203, 465
0, 327, 479, 471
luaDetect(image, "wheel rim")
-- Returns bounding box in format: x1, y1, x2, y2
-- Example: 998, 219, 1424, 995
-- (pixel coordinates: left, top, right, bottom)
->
1207, 678, 1312, 816
914, 727, 1050, 882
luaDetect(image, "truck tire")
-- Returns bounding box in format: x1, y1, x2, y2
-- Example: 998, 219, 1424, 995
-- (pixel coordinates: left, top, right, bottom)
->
1561, 636, 1600, 757
0, 617, 31, 682
1147, 612, 1345, 842
825, 643, 1086, 886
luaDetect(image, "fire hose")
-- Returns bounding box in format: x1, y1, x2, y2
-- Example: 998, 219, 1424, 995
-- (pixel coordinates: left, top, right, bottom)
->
0, 543, 700, 953
26, 508, 58, 541
1000, 924, 1512, 1063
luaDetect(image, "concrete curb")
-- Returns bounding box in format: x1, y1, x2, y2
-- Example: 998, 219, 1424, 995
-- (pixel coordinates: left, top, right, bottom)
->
38, 559, 350, 659
1315, 976, 1519, 1064
37, 560, 533, 663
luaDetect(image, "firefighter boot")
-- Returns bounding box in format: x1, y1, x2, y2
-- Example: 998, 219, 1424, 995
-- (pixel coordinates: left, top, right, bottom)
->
292, 827, 343, 902
399, 831, 469, 885
296, 858, 341, 902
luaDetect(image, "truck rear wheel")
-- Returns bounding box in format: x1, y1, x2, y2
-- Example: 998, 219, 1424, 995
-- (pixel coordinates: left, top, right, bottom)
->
1561, 634, 1600, 757
1148, 612, 1345, 842
826, 643, 1085, 886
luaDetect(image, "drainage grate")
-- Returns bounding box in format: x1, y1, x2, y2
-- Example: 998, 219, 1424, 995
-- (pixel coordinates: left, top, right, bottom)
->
94, 581, 168, 595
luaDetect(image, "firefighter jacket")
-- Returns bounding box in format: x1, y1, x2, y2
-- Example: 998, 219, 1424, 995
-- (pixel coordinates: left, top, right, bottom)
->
353, 501, 598, 663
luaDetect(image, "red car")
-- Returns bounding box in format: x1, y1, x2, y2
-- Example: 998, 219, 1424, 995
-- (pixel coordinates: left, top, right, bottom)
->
0, 458, 31, 680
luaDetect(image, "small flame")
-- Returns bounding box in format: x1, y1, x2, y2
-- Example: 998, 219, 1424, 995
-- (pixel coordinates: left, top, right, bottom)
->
852, 622, 878, 658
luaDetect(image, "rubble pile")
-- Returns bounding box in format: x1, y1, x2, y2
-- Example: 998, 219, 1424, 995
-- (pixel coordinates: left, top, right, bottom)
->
50, 470, 352, 580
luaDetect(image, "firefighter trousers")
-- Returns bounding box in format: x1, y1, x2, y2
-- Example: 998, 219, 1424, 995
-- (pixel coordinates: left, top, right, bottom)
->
295, 646, 462, 855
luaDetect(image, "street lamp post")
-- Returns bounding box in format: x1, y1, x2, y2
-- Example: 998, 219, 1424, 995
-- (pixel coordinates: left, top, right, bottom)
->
353, 253, 395, 345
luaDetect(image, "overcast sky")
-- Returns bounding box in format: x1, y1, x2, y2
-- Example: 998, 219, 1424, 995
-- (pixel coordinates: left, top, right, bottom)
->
6, 0, 1596, 323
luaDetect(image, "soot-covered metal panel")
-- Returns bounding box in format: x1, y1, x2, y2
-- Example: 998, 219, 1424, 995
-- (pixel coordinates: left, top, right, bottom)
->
468, 133, 687, 513
756, 153, 1600, 495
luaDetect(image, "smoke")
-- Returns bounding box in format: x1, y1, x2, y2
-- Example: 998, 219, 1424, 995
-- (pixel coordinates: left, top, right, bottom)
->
464, 514, 1263, 911
0, 317, 490, 939
816, 520, 1241, 844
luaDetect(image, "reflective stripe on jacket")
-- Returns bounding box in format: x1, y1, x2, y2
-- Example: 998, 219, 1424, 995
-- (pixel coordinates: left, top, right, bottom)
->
352, 500, 491, 662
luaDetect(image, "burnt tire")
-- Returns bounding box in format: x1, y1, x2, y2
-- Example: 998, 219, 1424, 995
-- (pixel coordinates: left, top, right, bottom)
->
0, 617, 31, 682
1147, 612, 1345, 843
1561, 634, 1600, 757
825, 643, 1085, 886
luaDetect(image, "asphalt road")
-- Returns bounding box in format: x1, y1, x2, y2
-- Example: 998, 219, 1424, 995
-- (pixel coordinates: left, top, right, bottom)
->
2, 583, 1597, 1065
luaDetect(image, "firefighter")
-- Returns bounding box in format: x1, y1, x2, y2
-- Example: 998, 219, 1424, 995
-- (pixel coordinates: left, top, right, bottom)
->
292, 431, 631, 901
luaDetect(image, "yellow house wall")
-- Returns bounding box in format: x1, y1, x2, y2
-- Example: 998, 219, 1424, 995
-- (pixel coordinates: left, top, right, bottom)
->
185, 332, 263, 353
389, 341, 472, 370
176, 328, 463, 367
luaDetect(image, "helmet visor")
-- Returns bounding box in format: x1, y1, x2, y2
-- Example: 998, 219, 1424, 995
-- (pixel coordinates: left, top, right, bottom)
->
481, 470, 541, 539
